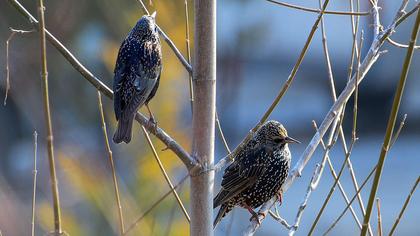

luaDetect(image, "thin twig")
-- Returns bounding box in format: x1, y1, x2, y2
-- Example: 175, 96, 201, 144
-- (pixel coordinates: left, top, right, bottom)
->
390, 114, 407, 147
184, 0, 194, 111
324, 113, 408, 235
323, 165, 376, 235
31, 131, 38, 236
308, 135, 357, 235
353, 31, 363, 141
388, 177, 419, 236
268, 210, 292, 230
347, 0, 360, 82
288, 164, 321, 235
376, 198, 382, 236
386, 37, 420, 49
135, 0, 192, 74
164, 183, 185, 236
345, 3, 373, 234
216, 111, 231, 154
123, 174, 189, 235
361, 7, 420, 236
37, 0, 62, 233
314, 121, 363, 231
97, 91, 125, 235
140, 126, 191, 222
284, 0, 408, 198
7, 0, 198, 170
318, 0, 366, 231
266, 0, 369, 16
4, 28, 34, 106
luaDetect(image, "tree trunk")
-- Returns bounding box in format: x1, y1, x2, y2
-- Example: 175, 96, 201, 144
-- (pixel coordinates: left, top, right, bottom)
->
190, 0, 216, 235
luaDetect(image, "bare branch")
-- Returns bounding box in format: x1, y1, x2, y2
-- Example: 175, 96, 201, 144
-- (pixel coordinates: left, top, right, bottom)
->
216, 0, 331, 173
184, 0, 194, 111
216, 111, 231, 154
391, 114, 407, 146
308, 139, 357, 235
361, 6, 420, 235
37, 0, 63, 233
288, 164, 321, 235
386, 37, 420, 49
4, 27, 34, 106
268, 210, 292, 230
97, 92, 125, 235
324, 114, 408, 235
140, 126, 191, 223
376, 198, 382, 236
123, 174, 189, 235
266, 0, 369, 16
31, 131, 38, 236
314, 121, 363, 231
388, 177, 420, 236
323, 165, 376, 235
319, 0, 369, 231
7, 0, 198, 171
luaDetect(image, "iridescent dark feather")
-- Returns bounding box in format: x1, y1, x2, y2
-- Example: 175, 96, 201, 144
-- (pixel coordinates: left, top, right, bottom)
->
113, 14, 162, 144
213, 120, 299, 228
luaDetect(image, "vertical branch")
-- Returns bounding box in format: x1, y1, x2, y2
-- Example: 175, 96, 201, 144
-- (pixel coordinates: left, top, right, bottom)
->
191, 0, 216, 235
388, 177, 420, 236
318, 0, 369, 231
184, 0, 194, 111
31, 131, 38, 236
37, 0, 62, 233
361, 8, 420, 236
376, 198, 382, 236
97, 92, 125, 235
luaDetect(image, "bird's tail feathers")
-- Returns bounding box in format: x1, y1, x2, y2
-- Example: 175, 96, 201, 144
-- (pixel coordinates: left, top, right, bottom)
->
113, 116, 134, 144
214, 203, 230, 229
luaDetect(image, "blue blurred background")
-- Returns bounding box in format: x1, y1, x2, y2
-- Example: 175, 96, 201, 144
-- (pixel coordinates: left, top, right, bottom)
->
0, 0, 419, 235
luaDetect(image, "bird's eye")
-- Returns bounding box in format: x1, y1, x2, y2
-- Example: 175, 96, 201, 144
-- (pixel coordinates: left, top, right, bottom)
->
273, 137, 283, 144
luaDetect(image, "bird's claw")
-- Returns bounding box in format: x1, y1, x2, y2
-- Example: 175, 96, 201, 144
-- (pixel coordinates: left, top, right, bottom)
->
148, 116, 158, 132
249, 212, 266, 225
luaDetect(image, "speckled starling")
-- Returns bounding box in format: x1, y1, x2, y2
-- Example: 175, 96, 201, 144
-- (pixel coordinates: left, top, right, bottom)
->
213, 120, 300, 228
113, 12, 162, 144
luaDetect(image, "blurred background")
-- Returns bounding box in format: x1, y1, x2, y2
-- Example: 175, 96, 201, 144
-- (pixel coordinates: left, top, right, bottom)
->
0, 0, 419, 235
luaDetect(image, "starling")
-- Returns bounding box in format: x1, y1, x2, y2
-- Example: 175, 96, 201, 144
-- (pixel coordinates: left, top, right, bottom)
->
213, 120, 300, 228
113, 12, 162, 144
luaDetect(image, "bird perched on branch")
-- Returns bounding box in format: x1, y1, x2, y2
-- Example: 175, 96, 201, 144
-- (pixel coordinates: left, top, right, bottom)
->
113, 12, 162, 144
213, 120, 300, 228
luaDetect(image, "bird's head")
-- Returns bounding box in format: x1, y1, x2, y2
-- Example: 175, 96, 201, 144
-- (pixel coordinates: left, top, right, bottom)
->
132, 12, 158, 38
257, 120, 300, 149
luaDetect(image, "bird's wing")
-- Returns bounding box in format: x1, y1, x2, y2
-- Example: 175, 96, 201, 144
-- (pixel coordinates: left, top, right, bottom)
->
214, 146, 270, 207
113, 39, 131, 120
122, 74, 156, 118
113, 38, 158, 120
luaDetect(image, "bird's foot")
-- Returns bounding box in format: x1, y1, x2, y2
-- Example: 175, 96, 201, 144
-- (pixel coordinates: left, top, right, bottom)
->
249, 212, 266, 225
148, 116, 158, 132
245, 205, 266, 225
276, 191, 283, 205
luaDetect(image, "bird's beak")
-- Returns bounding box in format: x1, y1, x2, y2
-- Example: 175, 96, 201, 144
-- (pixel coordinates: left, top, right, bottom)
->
151, 11, 157, 19
285, 136, 300, 144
